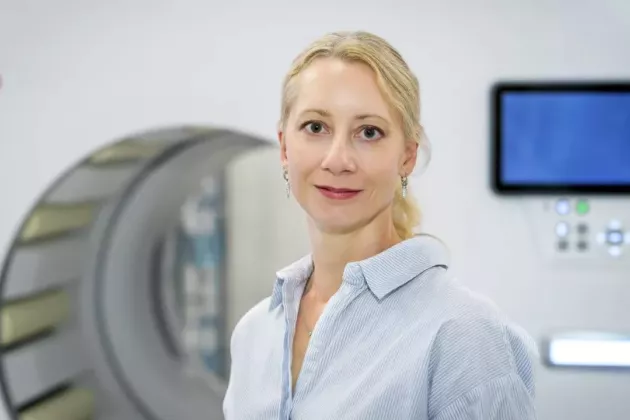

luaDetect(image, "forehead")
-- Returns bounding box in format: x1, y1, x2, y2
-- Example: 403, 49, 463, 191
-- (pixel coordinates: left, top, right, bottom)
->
291, 58, 394, 118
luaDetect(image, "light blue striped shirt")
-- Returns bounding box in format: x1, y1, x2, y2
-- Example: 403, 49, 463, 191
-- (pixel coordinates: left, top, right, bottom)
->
223, 235, 538, 419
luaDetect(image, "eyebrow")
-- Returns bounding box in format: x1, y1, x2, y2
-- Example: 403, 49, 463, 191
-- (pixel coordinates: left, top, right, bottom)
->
299, 108, 388, 122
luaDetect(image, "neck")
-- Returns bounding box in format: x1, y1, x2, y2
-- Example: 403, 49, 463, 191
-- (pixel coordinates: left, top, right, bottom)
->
306, 211, 401, 302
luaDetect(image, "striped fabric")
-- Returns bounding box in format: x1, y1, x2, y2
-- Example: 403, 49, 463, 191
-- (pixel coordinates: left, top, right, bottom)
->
223, 235, 538, 419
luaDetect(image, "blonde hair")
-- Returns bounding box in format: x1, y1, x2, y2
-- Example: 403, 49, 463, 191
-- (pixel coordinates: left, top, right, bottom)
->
279, 31, 427, 239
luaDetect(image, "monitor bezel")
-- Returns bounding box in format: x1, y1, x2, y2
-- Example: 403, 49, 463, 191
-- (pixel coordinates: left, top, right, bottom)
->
491, 81, 630, 195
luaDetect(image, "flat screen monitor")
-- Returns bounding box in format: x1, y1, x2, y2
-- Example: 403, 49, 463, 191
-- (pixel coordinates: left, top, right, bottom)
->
492, 82, 630, 194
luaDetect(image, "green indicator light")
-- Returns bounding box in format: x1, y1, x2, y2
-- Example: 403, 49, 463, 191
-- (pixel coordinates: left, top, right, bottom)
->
576, 200, 590, 215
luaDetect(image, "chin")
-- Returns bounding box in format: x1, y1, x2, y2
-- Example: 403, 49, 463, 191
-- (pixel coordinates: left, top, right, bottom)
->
311, 213, 368, 235
299, 196, 379, 234
305, 198, 393, 236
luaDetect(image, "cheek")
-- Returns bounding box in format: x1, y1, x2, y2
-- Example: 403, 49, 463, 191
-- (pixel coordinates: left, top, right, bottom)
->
377, 174, 399, 200
287, 150, 316, 185
367, 157, 400, 189
286, 136, 321, 177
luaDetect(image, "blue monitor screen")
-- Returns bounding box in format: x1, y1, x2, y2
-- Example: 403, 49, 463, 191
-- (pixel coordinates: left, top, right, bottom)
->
496, 87, 630, 193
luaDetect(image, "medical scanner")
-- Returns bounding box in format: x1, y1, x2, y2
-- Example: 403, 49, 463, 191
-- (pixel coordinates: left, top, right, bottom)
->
0, 126, 278, 420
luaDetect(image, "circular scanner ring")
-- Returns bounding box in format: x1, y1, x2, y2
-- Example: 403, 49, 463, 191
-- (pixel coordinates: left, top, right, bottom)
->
0, 126, 273, 420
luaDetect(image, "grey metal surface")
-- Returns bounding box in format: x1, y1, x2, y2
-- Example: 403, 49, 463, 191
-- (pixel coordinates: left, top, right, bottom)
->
0, 126, 273, 420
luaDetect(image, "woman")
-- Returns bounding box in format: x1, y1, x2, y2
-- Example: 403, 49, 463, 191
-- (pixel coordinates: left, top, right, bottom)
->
223, 31, 537, 419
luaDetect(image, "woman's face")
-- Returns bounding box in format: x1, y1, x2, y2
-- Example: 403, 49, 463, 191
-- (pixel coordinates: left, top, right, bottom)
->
279, 58, 417, 235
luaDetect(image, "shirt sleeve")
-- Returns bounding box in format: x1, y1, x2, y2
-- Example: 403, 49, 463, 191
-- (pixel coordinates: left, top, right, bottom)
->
427, 314, 538, 420
431, 372, 537, 420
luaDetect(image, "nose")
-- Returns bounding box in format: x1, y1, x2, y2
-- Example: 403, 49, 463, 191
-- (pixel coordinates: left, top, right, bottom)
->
320, 135, 357, 175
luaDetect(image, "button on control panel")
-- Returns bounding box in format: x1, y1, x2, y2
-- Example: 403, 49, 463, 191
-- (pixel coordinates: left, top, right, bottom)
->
555, 222, 569, 238
555, 199, 571, 216
596, 219, 630, 258
545, 198, 629, 260
577, 223, 588, 234
553, 198, 595, 253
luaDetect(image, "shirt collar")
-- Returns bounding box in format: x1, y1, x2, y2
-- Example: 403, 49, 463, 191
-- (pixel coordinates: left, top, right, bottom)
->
269, 254, 313, 311
269, 234, 449, 311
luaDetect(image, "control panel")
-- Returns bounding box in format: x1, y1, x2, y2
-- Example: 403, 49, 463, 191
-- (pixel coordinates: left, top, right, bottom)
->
524, 198, 630, 263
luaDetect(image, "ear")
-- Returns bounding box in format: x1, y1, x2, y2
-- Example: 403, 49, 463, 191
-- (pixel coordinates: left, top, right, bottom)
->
278, 123, 288, 167
401, 140, 419, 176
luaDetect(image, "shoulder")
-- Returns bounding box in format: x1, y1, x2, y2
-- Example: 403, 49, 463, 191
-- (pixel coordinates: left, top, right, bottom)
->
427, 275, 538, 416
429, 274, 537, 360
229, 296, 274, 351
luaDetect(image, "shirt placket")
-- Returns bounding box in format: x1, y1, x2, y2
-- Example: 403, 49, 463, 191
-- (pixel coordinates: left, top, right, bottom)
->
279, 279, 302, 419
291, 274, 365, 416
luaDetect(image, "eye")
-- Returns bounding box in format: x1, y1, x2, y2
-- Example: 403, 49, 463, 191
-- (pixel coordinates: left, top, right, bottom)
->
302, 121, 328, 135
358, 125, 384, 141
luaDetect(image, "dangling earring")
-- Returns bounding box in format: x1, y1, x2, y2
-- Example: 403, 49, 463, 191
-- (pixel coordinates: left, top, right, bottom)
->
401, 175, 408, 199
283, 167, 290, 198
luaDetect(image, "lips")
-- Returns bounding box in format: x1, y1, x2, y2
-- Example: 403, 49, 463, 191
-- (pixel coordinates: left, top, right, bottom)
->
316, 185, 362, 200
317, 186, 361, 193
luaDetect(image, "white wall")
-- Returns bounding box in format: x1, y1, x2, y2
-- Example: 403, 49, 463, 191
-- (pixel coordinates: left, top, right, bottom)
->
2, 0, 630, 419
